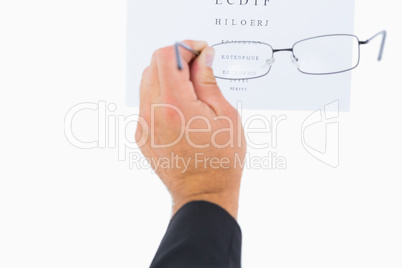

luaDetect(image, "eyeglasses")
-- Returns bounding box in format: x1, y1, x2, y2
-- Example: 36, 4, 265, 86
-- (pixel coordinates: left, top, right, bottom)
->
175, 31, 386, 80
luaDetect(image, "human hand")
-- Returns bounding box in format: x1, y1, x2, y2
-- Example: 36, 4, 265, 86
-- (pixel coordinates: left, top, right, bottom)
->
135, 40, 246, 219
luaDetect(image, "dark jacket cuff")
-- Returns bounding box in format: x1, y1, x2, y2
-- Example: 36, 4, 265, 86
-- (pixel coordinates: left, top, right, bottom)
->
150, 200, 242, 268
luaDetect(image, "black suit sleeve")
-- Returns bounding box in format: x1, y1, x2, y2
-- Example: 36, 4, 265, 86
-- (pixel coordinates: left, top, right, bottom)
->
150, 201, 242, 268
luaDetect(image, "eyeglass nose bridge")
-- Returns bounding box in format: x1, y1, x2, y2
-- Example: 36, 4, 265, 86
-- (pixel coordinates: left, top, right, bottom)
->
273, 48, 293, 53
271, 48, 300, 69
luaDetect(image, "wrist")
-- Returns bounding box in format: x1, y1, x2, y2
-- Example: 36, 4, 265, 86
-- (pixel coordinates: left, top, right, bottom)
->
172, 191, 240, 220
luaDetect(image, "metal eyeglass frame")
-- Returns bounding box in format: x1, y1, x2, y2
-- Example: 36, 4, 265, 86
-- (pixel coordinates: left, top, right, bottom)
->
174, 30, 387, 79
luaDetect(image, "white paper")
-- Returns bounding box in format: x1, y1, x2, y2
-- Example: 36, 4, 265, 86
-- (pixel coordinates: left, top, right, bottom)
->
127, 0, 355, 111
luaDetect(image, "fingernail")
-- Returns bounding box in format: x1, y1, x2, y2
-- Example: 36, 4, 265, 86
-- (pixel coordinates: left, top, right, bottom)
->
206, 47, 215, 68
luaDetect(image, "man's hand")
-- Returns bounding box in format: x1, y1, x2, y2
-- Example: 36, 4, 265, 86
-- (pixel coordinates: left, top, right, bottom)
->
135, 40, 246, 219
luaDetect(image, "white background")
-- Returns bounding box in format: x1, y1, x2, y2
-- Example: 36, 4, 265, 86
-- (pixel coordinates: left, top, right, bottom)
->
0, 1, 401, 267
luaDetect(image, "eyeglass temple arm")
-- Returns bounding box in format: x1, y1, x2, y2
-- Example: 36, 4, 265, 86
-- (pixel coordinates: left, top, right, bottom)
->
359, 30, 387, 61
174, 42, 201, 70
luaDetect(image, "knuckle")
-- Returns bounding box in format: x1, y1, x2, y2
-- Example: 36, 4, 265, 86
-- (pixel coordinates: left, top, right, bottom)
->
142, 66, 150, 77
153, 101, 183, 122
152, 46, 174, 62
200, 77, 218, 87
141, 67, 151, 85
159, 92, 178, 106
182, 40, 194, 47
151, 49, 161, 62
152, 48, 161, 57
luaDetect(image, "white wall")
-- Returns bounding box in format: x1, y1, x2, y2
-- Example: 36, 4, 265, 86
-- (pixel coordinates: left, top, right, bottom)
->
0, 1, 401, 267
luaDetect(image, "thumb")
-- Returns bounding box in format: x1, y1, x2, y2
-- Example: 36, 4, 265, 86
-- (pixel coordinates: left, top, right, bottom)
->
190, 46, 228, 114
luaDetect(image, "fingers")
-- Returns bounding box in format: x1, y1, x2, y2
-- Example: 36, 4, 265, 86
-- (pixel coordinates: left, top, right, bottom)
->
155, 40, 208, 102
139, 40, 231, 115
190, 46, 231, 115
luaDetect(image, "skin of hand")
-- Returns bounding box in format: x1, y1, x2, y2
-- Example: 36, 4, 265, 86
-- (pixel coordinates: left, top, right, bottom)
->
135, 40, 246, 219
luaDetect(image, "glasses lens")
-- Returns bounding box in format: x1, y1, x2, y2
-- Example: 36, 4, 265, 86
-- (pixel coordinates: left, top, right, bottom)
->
211, 41, 273, 79
293, 35, 359, 74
